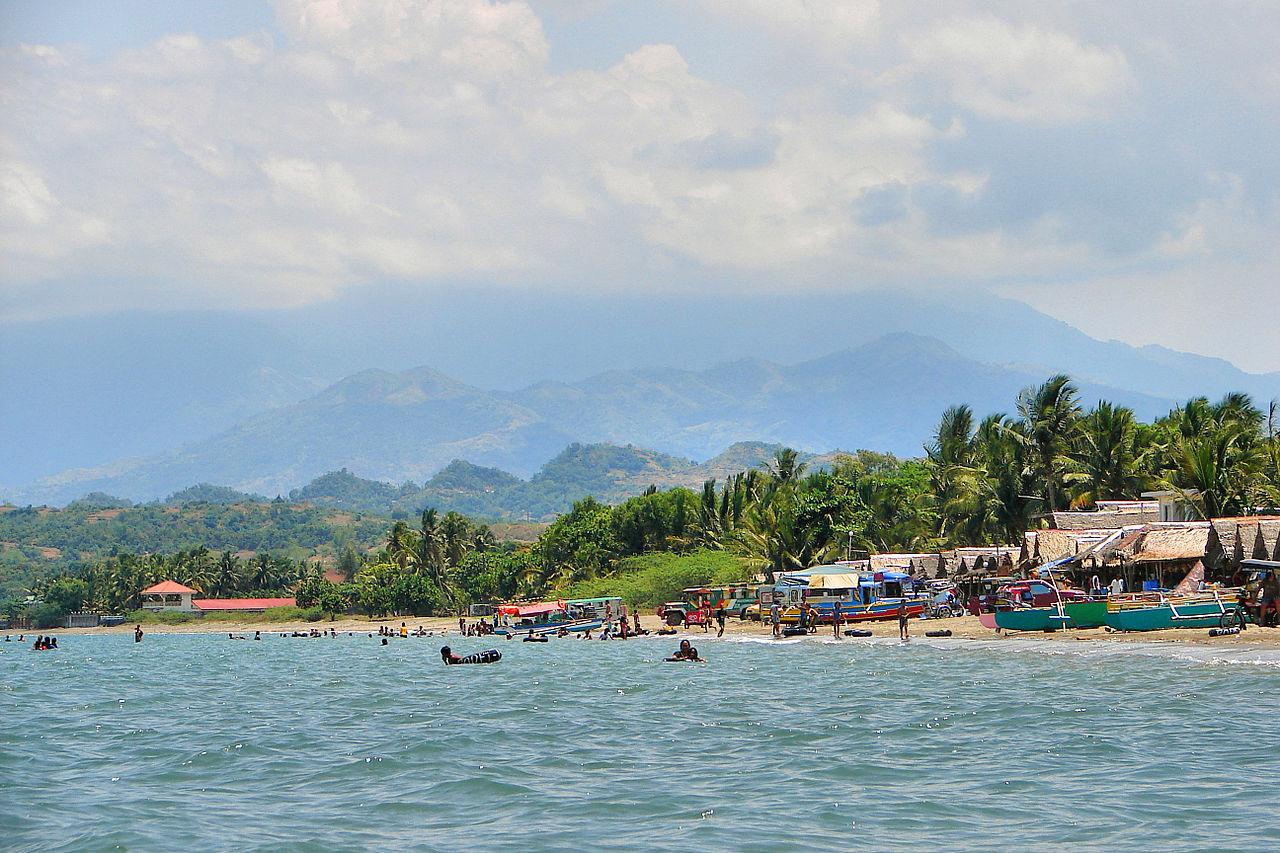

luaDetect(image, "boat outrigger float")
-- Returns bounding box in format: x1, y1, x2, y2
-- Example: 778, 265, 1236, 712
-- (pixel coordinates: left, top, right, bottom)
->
1103, 588, 1247, 632
494, 600, 603, 636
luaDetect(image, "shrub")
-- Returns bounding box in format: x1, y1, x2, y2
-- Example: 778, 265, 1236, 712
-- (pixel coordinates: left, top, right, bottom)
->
260, 605, 324, 622
28, 602, 67, 629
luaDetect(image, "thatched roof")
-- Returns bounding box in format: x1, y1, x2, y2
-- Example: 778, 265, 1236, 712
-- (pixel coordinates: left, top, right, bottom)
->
870, 553, 925, 571
1129, 525, 1211, 563
943, 547, 1016, 578
1029, 529, 1077, 562
1207, 516, 1280, 567
1052, 508, 1159, 530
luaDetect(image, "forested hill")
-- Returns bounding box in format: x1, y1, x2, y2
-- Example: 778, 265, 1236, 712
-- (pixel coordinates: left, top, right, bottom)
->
281, 442, 855, 520
0, 501, 391, 598
10, 333, 1177, 505
0, 440, 849, 595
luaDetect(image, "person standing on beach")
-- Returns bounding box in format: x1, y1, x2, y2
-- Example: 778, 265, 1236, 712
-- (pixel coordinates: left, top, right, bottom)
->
134, 625, 143, 643
898, 603, 910, 641
715, 605, 726, 637
770, 600, 781, 637
832, 603, 842, 638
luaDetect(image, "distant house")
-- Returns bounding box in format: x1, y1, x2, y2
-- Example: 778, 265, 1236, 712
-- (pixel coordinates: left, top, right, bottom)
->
140, 581, 197, 613
192, 597, 296, 614
1142, 491, 1199, 523
1050, 501, 1159, 530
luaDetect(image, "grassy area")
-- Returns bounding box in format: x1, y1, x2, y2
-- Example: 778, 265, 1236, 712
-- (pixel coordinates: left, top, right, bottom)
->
125, 606, 325, 624
562, 549, 752, 609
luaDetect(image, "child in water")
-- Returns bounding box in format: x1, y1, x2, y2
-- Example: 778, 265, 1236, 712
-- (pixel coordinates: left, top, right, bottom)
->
667, 639, 703, 662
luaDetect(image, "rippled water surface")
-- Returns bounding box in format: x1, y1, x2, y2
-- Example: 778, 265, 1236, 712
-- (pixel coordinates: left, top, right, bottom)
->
3, 632, 1279, 851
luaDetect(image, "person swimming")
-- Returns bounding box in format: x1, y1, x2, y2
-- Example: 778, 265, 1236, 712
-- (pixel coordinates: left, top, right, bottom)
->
440, 645, 462, 665
667, 639, 703, 662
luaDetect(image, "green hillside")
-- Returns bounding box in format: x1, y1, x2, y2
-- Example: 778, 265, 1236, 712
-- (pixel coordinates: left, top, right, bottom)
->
0, 501, 390, 598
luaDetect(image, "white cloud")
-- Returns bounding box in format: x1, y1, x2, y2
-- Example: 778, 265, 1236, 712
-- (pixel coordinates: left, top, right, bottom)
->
902, 17, 1133, 122
696, 0, 880, 54
0, 0, 1275, 366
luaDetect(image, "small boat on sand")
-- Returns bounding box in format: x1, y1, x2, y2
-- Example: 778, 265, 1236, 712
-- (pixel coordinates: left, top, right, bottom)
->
994, 600, 1107, 631
1103, 589, 1246, 631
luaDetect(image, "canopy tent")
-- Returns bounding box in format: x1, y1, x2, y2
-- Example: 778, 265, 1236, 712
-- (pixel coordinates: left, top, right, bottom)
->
498, 601, 565, 617
807, 573, 862, 590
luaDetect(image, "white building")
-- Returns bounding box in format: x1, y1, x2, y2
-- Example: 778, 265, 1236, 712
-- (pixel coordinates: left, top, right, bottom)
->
140, 581, 196, 612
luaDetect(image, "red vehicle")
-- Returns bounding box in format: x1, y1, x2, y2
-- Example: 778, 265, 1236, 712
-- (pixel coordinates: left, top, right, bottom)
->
999, 580, 1091, 608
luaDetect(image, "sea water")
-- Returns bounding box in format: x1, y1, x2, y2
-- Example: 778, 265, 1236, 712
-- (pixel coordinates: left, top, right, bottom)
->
2, 633, 1278, 852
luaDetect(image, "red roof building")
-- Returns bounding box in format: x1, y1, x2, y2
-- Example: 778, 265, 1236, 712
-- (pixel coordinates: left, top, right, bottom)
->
141, 580, 197, 612
141, 581, 197, 595
193, 597, 296, 612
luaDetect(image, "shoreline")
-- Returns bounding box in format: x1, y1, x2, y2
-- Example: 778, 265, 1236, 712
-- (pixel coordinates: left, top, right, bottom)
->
26, 614, 1280, 648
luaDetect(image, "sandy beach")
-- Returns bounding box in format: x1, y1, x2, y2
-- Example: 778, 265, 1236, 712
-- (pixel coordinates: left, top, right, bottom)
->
33, 612, 1280, 648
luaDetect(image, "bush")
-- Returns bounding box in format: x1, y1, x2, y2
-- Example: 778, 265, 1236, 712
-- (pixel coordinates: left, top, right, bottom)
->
562, 549, 752, 609
262, 605, 324, 622
200, 610, 248, 622
28, 602, 67, 629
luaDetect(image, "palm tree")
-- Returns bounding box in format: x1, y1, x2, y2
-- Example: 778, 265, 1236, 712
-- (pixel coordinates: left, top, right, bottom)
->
417, 508, 455, 611
213, 551, 241, 597
1164, 423, 1264, 518
925, 405, 985, 542
1014, 375, 1082, 513
976, 414, 1040, 544
767, 448, 806, 486
441, 511, 474, 569
1068, 402, 1152, 506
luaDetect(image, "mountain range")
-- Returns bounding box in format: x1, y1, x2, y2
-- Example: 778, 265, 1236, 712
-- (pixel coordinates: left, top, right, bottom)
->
5, 332, 1185, 505
4, 289, 1279, 507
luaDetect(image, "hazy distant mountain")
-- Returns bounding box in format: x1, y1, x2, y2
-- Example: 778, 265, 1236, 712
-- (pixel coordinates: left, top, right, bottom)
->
8, 333, 1178, 505
5, 289, 1278, 489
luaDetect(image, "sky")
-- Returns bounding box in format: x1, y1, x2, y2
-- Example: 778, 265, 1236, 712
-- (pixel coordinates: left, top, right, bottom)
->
2, 0, 1278, 371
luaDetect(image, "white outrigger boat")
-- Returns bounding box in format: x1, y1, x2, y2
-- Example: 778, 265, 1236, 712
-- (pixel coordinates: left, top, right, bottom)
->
494, 600, 604, 636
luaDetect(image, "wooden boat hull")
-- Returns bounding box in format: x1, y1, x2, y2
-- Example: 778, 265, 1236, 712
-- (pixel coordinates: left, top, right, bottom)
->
978, 613, 997, 630
994, 601, 1107, 631
1104, 601, 1240, 632
495, 618, 602, 637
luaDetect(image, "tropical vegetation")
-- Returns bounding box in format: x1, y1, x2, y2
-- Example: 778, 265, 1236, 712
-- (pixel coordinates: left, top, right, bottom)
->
5, 377, 1279, 624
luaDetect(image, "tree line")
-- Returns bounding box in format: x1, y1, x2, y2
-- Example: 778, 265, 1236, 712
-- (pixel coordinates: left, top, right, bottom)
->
12, 377, 1279, 622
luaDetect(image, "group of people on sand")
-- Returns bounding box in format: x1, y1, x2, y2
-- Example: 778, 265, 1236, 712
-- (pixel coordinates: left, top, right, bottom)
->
765, 599, 913, 641
6, 634, 58, 650
457, 618, 496, 637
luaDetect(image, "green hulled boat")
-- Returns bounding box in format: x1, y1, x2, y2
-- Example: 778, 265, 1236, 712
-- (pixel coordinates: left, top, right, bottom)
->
994, 600, 1107, 631
1103, 593, 1245, 632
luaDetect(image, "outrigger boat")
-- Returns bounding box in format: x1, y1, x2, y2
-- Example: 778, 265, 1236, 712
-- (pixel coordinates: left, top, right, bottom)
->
494, 600, 603, 636
993, 570, 1106, 631
994, 600, 1107, 631
1103, 588, 1246, 631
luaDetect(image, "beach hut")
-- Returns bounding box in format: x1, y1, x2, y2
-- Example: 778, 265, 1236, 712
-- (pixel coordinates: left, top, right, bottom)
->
140, 581, 197, 613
